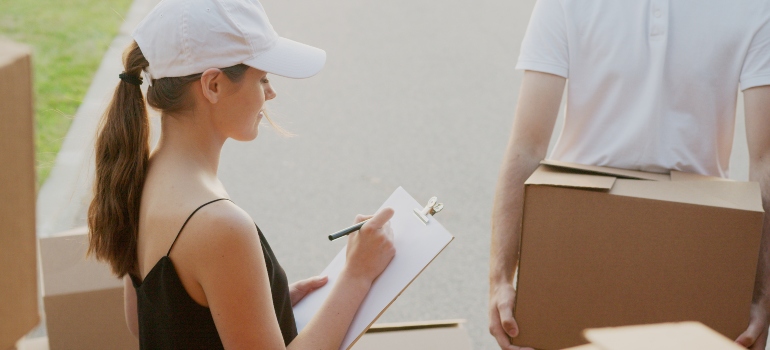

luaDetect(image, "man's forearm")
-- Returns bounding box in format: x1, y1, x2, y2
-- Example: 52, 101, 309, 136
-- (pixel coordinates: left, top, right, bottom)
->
750, 159, 770, 307
489, 71, 566, 287
489, 147, 544, 285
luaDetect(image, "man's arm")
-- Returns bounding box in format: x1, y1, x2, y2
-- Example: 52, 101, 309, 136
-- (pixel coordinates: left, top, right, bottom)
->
736, 85, 770, 349
489, 70, 565, 350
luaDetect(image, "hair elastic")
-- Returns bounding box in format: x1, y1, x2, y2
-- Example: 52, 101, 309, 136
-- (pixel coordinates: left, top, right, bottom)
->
119, 72, 143, 86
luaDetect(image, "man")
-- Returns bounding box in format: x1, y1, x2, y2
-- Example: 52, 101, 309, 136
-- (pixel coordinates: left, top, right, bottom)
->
488, 1, 770, 349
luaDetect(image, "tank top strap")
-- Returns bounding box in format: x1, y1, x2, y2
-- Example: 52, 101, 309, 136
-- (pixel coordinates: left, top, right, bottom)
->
167, 198, 231, 256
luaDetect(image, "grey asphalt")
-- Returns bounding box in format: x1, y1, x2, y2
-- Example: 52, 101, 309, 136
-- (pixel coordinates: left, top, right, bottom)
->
37, 0, 756, 348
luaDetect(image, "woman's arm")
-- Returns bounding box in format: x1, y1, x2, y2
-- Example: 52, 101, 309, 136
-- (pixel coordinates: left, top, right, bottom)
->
123, 275, 139, 338
190, 203, 288, 349
187, 202, 394, 349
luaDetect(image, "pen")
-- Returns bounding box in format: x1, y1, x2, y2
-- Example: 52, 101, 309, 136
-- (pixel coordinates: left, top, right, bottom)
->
328, 218, 371, 241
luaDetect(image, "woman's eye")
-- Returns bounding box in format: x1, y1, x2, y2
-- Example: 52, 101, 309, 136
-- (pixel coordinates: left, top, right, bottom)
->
261, 78, 270, 84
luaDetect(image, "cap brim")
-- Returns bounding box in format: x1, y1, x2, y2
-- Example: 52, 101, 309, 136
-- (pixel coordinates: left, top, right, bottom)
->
244, 37, 326, 79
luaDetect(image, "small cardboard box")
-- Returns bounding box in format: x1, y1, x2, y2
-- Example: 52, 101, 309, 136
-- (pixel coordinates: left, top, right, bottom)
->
355, 320, 472, 350
561, 321, 744, 350
39, 227, 138, 350
0, 38, 39, 350
513, 160, 764, 349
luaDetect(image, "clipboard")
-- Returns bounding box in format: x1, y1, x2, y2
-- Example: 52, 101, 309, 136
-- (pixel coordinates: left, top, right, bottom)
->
292, 187, 454, 350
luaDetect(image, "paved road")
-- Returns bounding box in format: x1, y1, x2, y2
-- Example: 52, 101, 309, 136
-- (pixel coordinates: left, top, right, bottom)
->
217, 1, 536, 348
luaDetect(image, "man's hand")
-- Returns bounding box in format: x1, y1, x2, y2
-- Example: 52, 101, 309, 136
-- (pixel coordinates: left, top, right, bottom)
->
289, 275, 328, 306
489, 282, 533, 350
736, 302, 769, 349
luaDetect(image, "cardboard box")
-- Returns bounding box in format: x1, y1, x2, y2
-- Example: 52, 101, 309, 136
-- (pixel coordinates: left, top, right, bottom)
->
39, 227, 138, 350
14, 337, 50, 350
513, 160, 764, 349
561, 322, 744, 350
0, 38, 39, 350
355, 320, 472, 350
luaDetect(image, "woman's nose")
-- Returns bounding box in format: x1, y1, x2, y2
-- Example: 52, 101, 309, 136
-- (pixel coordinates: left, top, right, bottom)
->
265, 85, 277, 101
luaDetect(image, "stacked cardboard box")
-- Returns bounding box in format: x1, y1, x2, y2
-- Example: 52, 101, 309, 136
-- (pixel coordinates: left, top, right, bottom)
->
513, 160, 764, 349
0, 38, 39, 350
39, 227, 138, 350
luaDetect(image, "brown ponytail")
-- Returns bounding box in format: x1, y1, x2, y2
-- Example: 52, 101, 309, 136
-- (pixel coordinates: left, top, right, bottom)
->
88, 41, 149, 277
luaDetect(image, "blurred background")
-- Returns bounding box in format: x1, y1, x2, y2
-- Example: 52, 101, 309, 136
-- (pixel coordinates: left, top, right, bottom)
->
2, 0, 754, 349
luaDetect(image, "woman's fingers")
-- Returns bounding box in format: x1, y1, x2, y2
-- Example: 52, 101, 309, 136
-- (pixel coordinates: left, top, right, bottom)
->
362, 207, 394, 231
305, 275, 328, 291
289, 276, 328, 306
354, 214, 373, 224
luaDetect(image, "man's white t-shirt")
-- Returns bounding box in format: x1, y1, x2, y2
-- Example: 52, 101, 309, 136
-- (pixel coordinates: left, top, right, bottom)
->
516, 0, 770, 177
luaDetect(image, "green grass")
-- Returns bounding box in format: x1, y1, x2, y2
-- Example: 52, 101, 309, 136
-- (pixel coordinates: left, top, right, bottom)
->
0, 0, 133, 186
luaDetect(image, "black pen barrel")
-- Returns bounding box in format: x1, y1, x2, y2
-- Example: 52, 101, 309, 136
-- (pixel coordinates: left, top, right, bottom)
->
327, 219, 370, 241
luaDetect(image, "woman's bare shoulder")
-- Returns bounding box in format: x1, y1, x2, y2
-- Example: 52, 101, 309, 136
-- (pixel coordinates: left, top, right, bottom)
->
162, 199, 261, 274
181, 199, 260, 251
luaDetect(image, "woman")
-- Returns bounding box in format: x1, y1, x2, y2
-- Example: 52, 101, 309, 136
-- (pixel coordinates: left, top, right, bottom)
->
87, 0, 396, 348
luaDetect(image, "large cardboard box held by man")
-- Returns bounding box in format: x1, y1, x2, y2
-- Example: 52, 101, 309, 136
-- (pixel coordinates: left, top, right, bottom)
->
513, 160, 764, 350
40, 227, 138, 350
0, 38, 39, 350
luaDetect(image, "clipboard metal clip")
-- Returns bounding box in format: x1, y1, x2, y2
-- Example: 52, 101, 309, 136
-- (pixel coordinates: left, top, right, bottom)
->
413, 196, 444, 224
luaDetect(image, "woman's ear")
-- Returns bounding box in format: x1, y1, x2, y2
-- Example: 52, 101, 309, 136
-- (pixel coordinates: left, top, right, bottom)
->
200, 68, 223, 104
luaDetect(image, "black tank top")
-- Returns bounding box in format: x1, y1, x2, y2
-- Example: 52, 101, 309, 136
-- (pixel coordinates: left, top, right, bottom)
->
130, 198, 297, 349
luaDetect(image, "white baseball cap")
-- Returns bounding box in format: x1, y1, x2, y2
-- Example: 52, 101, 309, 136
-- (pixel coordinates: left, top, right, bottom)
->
133, 0, 326, 80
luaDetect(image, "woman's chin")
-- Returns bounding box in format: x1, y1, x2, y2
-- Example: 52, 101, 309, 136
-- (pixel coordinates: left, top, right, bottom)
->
232, 111, 264, 141
246, 128, 260, 141
231, 126, 259, 142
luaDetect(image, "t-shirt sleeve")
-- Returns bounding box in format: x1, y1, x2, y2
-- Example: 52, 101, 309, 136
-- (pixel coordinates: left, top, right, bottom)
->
741, 10, 770, 90
515, 0, 569, 78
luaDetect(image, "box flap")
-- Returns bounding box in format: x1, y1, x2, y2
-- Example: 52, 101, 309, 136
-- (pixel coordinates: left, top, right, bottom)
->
355, 320, 472, 350
15, 337, 49, 350
40, 227, 123, 297
583, 322, 743, 350
365, 319, 465, 332
670, 171, 733, 182
0, 38, 31, 67
562, 345, 603, 350
526, 165, 616, 191
610, 180, 763, 212
541, 159, 670, 181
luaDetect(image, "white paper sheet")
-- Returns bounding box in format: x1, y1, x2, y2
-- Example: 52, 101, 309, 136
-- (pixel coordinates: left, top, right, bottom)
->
292, 187, 454, 350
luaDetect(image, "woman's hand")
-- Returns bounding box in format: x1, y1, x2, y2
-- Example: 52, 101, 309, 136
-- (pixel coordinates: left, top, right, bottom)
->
342, 207, 396, 284
289, 276, 329, 306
